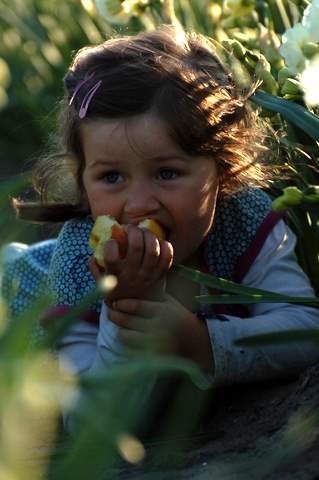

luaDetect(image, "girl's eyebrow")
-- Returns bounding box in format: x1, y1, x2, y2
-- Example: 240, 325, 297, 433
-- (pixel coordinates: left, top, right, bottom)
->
148, 153, 190, 162
87, 159, 118, 169
88, 154, 189, 169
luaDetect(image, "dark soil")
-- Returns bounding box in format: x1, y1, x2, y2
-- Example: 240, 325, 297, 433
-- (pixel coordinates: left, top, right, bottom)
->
118, 364, 319, 480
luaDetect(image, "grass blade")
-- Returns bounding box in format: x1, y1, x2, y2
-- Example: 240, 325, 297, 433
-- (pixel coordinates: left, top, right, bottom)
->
251, 91, 319, 140
196, 294, 319, 306
174, 264, 290, 298
235, 329, 319, 346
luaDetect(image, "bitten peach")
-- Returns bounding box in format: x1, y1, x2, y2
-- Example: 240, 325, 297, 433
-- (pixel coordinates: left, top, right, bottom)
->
89, 215, 165, 269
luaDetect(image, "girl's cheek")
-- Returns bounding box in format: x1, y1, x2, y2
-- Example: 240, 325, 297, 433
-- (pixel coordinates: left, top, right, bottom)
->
91, 200, 124, 220
86, 189, 112, 217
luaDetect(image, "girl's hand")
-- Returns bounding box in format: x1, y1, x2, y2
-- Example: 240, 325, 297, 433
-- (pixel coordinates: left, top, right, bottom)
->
89, 224, 174, 305
107, 293, 214, 373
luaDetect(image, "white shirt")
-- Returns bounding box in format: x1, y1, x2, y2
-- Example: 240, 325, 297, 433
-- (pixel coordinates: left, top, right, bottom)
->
58, 220, 319, 386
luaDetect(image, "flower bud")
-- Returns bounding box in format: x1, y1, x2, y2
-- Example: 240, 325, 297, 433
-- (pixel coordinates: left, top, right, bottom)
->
277, 67, 295, 86
283, 186, 304, 204
232, 40, 247, 59
303, 185, 319, 203
272, 187, 304, 212
255, 55, 271, 73
256, 62, 278, 95
302, 42, 319, 59
222, 39, 246, 59
281, 78, 302, 96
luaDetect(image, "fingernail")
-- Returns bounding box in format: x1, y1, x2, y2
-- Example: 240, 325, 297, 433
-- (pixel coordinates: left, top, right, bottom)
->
155, 238, 160, 256
105, 239, 119, 261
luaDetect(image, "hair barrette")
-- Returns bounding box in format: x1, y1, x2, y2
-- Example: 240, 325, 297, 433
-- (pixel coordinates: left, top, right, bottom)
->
79, 80, 102, 119
69, 71, 95, 106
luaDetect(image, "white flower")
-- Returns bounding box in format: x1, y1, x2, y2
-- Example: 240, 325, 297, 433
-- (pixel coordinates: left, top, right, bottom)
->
302, 0, 319, 43
300, 54, 319, 106
279, 23, 310, 74
95, 0, 131, 23
95, 0, 149, 23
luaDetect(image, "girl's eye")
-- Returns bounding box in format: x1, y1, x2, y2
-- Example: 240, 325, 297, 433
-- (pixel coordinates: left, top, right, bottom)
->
157, 168, 179, 180
103, 171, 123, 184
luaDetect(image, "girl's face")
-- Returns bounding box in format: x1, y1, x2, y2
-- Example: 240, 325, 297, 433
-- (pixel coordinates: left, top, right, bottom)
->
81, 113, 219, 265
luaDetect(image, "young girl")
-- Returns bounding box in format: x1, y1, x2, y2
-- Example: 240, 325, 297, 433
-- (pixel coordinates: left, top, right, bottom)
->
2, 26, 319, 431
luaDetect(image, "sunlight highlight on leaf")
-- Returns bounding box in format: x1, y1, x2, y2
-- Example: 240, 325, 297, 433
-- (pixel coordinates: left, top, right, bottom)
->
0, 57, 11, 88
20, 353, 79, 411
41, 43, 63, 67
0, 352, 78, 480
81, 0, 96, 13
117, 433, 146, 464
98, 274, 118, 293
0, 298, 9, 335
0, 86, 8, 110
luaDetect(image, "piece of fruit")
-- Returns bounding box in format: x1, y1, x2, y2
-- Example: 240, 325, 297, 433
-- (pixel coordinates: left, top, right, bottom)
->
138, 218, 165, 240
89, 215, 165, 269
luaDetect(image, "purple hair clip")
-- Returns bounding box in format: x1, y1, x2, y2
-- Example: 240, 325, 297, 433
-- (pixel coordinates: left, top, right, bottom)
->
79, 79, 102, 119
69, 71, 102, 119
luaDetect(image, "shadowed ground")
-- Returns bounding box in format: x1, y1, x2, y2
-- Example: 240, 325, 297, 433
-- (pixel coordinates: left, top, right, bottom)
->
116, 363, 319, 479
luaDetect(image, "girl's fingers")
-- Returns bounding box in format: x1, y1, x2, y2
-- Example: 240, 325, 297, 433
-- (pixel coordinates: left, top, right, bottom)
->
118, 325, 171, 352
112, 298, 161, 318
88, 255, 103, 281
108, 305, 145, 331
118, 328, 146, 349
103, 239, 120, 272
137, 233, 172, 284
125, 224, 145, 269
141, 230, 161, 270
157, 239, 174, 274
112, 298, 144, 315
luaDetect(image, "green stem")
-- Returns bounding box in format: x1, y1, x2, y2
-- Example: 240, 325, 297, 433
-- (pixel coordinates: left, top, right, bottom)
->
265, 0, 291, 33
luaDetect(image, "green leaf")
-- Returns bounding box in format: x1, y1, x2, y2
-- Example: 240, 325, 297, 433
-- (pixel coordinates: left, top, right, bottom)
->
235, 329, 319, 346
176, 265, 319, 307
196, 294, 319, 307
81, 354, 212, 390
251, 91, 319, 140
0, 295, 51, 358
174, 264, 287, 298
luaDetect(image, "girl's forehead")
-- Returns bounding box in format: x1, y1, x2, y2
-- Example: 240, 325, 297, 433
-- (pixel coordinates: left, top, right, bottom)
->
81, 113, 187, 162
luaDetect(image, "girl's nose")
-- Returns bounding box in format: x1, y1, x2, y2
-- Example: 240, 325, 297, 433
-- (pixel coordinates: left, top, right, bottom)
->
124, 182, 160, 218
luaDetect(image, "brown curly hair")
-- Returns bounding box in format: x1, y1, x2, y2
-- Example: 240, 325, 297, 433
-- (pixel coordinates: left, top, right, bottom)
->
14, 25, 273, 223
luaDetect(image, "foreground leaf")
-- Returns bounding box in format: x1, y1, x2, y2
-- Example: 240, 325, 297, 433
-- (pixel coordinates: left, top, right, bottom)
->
235, 329, 319, 346
251, 91, 319, 140
175, 265, 294, 297
196, 294, 319, 307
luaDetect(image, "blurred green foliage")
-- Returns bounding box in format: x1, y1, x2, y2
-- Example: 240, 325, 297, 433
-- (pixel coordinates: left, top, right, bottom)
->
0, 0, 111, 176
0, 1, 319, 477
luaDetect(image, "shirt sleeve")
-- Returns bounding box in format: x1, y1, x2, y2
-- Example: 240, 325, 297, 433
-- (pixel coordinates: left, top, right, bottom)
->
206, 219, 319, 386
